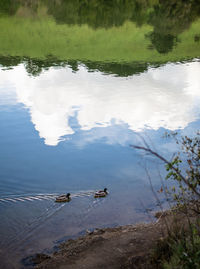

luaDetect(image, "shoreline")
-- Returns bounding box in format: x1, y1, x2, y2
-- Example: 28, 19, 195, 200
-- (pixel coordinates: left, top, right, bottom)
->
34, 204, 199, 269
33, 209, 180, 269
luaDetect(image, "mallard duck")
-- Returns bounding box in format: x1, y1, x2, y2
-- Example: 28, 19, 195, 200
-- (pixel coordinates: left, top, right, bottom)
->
94, 188, 108, 198
55, 193, 71, 202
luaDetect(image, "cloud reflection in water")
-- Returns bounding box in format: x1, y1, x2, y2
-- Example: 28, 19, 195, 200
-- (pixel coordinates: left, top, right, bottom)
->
0, 62, 199, 146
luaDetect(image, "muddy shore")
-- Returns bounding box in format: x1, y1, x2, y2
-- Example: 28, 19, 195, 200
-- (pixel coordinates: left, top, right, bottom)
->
33, 207, 195, 269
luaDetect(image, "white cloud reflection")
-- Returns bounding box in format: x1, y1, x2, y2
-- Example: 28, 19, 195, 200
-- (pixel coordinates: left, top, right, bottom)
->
0, 62, 200, 146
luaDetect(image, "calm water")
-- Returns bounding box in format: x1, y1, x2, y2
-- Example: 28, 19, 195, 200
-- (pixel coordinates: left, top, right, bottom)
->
0, 1, 200, 268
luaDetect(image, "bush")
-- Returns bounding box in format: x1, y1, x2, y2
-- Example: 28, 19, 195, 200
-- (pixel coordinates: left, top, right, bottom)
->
132, 132, 200, 268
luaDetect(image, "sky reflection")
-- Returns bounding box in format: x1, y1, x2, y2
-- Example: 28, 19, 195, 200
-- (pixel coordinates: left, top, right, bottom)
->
0, 61, 200, 146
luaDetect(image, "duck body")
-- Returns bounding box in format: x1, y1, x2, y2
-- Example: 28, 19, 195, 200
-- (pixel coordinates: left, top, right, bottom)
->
55, 193, 71, 202
94, 188, 108, 198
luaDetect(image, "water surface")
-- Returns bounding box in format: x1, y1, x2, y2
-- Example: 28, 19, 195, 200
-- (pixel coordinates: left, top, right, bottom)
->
0, 1, 200, 268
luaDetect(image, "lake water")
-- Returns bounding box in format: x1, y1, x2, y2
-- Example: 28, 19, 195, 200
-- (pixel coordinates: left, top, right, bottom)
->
0, 1, 200, 268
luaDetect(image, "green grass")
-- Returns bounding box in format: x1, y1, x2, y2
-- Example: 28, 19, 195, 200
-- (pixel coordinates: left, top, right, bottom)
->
0, 15, 200, 63
152, 225, 200, 269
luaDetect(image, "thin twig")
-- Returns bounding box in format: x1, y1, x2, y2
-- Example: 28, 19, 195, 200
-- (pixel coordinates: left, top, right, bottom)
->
131, 145, 200, 198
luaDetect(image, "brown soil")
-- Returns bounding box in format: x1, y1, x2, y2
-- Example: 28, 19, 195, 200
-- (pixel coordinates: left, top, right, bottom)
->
35, 208, 198, 269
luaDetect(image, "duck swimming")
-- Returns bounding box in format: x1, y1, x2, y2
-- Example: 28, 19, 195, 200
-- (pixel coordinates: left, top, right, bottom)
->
55, 193, 71, 202
94, 188, 108, 198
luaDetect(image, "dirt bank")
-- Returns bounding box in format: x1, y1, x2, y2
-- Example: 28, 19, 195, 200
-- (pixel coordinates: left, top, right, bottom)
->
35, 207, 198, 269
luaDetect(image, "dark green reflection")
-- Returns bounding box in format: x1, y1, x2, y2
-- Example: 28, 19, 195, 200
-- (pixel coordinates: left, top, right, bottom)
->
46, 0, 149, 29
147, 0, 200, 54
46, 0, 200, 54
0, 0, 19, 15
0, 0, 199, 76
0, 56, 151, 77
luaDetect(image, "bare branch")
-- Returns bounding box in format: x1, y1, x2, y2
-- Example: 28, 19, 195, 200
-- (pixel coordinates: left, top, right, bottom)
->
131, 145, 200, 198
